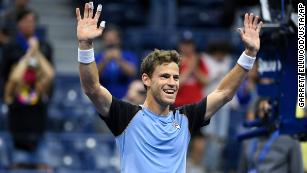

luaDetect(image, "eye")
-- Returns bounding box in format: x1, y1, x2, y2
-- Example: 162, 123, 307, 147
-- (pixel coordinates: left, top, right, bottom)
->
173, 75, 179, 81
160, 74, 170, 79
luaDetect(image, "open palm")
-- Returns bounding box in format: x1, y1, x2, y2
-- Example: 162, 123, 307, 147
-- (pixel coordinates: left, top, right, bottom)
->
238, 13, 263, 55
76, 3, 104, 42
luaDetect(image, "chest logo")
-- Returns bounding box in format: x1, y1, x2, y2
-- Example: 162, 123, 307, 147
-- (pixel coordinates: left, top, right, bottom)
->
173, 121, 180, 129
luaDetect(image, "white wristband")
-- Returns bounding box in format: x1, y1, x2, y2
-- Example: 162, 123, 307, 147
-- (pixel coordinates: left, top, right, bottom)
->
237, 52, 256, 70
78, 48, 95, 64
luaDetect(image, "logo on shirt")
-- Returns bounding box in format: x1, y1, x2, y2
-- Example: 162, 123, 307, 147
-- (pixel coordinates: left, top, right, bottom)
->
173, 121, 180, 129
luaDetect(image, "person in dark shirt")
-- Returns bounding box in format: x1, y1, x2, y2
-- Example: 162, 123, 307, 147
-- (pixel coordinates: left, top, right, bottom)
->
0, 9, 53, 97
76, 3, 262, 173
4, 37, 54, 151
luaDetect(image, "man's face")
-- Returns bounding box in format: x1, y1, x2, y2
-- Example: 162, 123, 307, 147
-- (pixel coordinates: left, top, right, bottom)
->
18, 13, 36, 37
144, 62, 179, 106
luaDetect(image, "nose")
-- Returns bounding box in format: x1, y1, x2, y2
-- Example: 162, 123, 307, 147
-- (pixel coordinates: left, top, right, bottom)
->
167, 76, 177, 87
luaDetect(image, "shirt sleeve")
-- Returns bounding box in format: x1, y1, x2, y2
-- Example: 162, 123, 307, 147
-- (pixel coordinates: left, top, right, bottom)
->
100, 97, 141, 136
178, 97, 210, 135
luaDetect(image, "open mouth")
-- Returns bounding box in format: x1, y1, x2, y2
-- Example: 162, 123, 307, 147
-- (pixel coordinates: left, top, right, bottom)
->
163, 89, 176, 95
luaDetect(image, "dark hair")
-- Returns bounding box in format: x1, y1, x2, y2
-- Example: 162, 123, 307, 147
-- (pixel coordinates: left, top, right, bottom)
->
140, 49, 181, 78
16, 9, 37, 23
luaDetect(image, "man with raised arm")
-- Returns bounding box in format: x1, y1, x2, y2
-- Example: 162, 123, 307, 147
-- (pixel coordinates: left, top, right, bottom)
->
76, 2, 262, 173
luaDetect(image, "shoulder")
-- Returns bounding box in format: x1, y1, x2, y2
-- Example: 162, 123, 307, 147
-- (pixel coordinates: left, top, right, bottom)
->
100, 97, 142, 136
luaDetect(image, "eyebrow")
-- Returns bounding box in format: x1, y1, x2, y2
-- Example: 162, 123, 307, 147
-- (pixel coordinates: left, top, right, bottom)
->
159, 73, 180, 77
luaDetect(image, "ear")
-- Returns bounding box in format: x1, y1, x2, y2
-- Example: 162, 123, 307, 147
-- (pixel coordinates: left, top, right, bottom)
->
141, 73, 151, 89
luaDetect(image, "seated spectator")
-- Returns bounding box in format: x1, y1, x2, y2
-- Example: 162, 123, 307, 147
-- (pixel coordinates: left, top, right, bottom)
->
95, 25, 138, 99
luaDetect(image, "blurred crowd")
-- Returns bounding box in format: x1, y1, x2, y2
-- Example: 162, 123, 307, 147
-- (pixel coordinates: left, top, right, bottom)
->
0, 0, 306, 173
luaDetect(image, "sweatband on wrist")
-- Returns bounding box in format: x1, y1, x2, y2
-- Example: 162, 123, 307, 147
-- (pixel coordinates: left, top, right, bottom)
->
78, 48, 95, 64
237, 52, 256, 70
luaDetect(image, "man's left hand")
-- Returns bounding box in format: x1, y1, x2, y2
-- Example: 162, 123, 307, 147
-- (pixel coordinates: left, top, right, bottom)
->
238, 13, 263, 57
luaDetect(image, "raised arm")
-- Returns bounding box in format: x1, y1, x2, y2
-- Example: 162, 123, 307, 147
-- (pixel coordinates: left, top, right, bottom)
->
76, 3, 112, 117
205, 13, 263, 119
35, 50, 55, 95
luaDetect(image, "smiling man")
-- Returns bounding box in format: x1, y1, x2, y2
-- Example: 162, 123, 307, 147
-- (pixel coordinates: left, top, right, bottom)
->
76, 2, 262, 173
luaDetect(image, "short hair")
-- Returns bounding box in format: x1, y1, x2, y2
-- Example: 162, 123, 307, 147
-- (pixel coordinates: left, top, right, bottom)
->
140, 49, 181, 79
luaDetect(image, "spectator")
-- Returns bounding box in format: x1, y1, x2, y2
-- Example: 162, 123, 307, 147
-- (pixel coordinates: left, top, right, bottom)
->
0, 9, 53, 97
238, 98, 304, 173
4, 37, 54, 169
95, 25, 138, 99
174, 38, 208, 107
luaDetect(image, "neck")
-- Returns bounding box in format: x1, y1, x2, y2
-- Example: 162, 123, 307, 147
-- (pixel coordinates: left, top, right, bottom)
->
143, 93, 170, 116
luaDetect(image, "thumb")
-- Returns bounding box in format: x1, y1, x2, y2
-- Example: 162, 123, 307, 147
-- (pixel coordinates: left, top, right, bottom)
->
237, 28, 244, 37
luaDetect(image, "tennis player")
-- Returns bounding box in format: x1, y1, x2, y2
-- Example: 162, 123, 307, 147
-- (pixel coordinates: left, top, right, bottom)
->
76, 2, 262, 173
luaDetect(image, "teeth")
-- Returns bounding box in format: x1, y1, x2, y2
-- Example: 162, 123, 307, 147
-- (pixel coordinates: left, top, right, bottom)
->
164, 89, 175, 94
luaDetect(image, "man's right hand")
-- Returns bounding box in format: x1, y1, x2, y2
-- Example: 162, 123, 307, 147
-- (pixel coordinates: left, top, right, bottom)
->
76, 2, 104, 49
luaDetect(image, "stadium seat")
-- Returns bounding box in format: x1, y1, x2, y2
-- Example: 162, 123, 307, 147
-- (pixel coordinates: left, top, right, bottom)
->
0, 132, 12, 169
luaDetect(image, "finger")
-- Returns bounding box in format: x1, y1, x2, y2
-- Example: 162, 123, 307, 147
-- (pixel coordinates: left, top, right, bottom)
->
237, 28, 244, 37
94, 4, 102, 21
256, 21, 263, 33
96, 27, 104, 36
99, 21, 106, 29
89, 2, 94, 18
244, 13, 249, 29
252, 16, 259, 30
248, 13, 254, 28
76, 8, 81, 21
84, 3, 89, 18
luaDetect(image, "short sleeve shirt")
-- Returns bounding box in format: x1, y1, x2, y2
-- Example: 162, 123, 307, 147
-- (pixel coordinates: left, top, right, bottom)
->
100, 97, 210, 173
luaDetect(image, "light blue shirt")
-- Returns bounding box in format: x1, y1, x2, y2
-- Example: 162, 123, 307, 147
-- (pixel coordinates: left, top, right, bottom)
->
101, 97, 209, 173
116, 107, 190, 173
